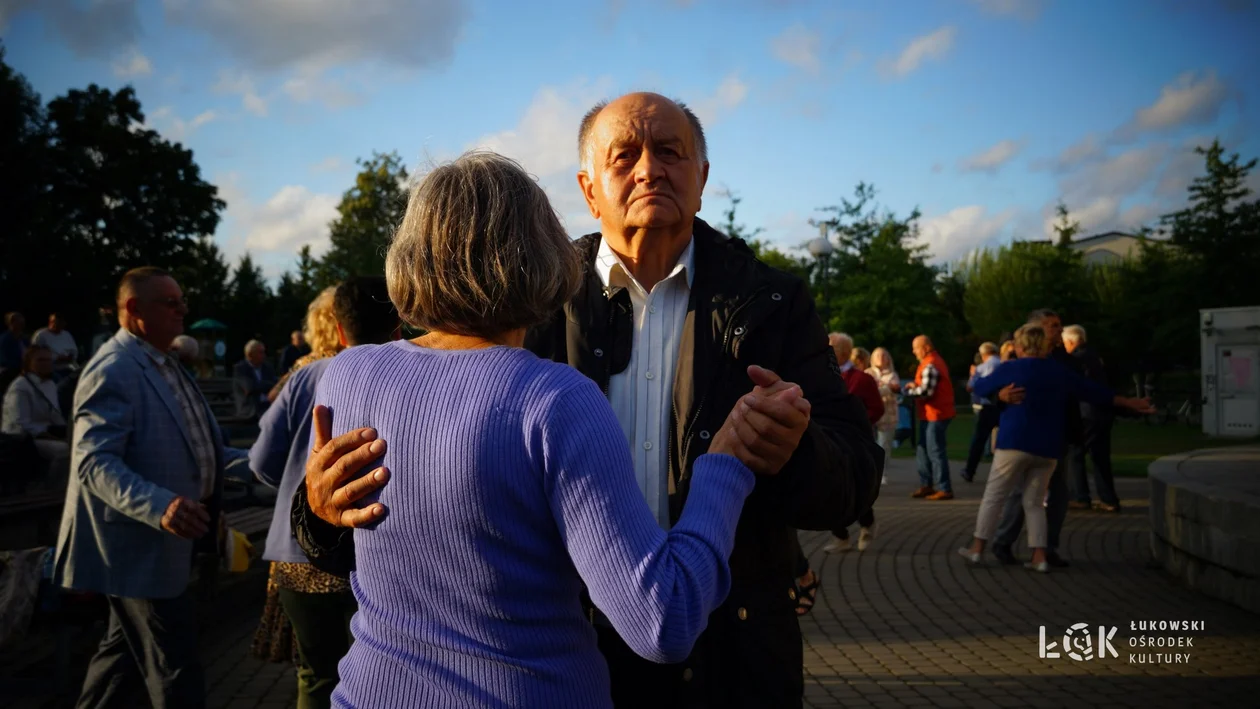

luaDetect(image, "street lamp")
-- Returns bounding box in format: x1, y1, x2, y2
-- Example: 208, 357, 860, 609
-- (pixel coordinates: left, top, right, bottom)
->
807, 223, 835, 327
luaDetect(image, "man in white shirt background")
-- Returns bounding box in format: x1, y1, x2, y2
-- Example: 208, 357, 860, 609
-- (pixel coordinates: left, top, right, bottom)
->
32, 312, 79, 382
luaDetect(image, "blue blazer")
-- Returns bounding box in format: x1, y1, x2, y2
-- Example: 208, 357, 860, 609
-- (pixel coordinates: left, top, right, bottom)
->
54, 329, 234, 599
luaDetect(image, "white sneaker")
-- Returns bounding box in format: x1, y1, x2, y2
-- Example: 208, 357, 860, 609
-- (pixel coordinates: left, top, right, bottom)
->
822, 536, 852, 553
857, 525, 875, 551
957, 547, 982, 565
881, 474, 888, 485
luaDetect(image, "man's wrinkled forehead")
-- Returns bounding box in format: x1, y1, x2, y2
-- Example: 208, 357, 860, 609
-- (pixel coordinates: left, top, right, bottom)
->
595, 100, 693, 151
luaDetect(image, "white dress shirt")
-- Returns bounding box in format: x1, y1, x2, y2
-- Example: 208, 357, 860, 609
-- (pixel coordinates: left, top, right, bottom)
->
595, 236, 694, 529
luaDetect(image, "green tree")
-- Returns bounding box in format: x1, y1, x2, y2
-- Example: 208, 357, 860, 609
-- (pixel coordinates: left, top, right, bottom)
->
1160, 139, 1260, 308
958, 241, 1095, 343
1052, 200, 1081, 247
1, 52, 225, 336
224, 254, 273, 362
272, 245, 323, 347
318, 152, 409, 285
812, 183, 952, 373
174, 235, 231, 326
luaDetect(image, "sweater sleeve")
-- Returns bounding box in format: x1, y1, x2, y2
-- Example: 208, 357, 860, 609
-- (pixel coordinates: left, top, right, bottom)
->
972, 361, 1016, 399
538, 378, 755, 664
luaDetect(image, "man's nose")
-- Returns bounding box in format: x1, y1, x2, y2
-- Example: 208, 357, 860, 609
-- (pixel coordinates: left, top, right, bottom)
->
633, 149, 666, 182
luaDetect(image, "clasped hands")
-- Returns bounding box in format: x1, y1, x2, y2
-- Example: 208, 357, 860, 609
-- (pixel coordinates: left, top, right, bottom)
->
304, 364, 812, 529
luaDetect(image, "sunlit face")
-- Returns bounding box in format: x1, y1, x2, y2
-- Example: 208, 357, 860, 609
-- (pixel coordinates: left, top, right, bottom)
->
912, 337, 930, 361
128, 277, 187, 350
579, 94, 708, 234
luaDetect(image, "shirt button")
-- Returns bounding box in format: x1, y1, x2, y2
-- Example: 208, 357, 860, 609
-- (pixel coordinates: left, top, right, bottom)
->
698, 430, 710, 440
649, 306, 657, 314
737, 607, 748, 621
643, 441, 653, 450
682, 668, 694, 682
645, 371, 654, 380
593, 348, 604, 358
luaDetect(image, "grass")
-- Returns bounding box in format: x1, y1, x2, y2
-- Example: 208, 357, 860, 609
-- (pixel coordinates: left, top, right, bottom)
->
888, 410, 1259, 477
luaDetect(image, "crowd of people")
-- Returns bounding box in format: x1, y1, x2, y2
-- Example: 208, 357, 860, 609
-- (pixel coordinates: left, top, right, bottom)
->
9, 90, 1148, 709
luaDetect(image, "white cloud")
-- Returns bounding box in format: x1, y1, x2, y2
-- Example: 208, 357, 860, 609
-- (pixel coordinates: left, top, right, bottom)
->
218, 174, 340, 265
919, 205, 1018, 262
147, 106, 218, 141
770, 23, 822, 75
282, 69, 364, 109
1041, 196, 1119, 238
958, 138, 1025, 174
1060, 145, 1164, 204
111, 46, 152, 78
1123, 71, 1229, 136
467, 80, 613, 235
163, 0, 469, 72
213, 71, 268, 117
1037, 134, 1103, 172
882, 25, 956, 78
691, 73, 750, 127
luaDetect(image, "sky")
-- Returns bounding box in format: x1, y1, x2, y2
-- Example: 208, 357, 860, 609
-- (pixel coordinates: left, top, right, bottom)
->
3, 0, 1259, 281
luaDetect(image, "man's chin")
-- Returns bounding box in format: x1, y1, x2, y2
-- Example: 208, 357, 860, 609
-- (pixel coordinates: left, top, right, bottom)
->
626, 206, 690, 230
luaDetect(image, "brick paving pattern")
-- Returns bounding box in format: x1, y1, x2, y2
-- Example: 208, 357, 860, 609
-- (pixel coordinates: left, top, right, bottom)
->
798, 458, 1260, 708
21, 457, 1255, 708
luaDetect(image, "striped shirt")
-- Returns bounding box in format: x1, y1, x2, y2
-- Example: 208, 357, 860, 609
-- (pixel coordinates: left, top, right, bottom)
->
133, 333, 217, 501
904, 362, 939, 398
595, 236, 694, 529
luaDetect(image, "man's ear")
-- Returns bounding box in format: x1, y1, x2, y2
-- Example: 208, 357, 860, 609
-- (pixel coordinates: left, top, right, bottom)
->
335, 322, 349, 348
577, 171, 601, 220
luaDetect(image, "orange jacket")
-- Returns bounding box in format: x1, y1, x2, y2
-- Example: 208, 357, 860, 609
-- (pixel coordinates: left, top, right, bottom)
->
915, 351, 956, 421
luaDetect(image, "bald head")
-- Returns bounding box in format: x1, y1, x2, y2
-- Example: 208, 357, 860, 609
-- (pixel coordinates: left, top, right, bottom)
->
576, 92, 711, 287
578, 93, 707, 174
829, 332, 854, 363
912, 335, 934, 362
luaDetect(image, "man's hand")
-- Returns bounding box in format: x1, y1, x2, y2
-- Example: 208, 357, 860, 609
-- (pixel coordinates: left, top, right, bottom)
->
1117, 396, 1157, 415
998, 384, 1025, 405
709, 365, 811, 475
160, 496, 210, 539
305, 405, 391, 528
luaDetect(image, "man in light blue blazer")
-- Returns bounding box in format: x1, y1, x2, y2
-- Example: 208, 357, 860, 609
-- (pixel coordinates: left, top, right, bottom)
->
55, 266, 239, 709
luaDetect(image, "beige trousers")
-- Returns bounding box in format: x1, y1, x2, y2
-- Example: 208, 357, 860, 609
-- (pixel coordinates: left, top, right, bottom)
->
973, 448, 1057, 548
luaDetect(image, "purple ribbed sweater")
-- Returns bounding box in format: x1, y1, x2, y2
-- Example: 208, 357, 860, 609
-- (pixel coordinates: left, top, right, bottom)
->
316, 341, 754, 709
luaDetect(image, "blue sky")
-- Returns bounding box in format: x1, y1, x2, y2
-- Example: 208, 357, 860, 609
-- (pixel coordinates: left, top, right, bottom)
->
4, 0, 1258, 280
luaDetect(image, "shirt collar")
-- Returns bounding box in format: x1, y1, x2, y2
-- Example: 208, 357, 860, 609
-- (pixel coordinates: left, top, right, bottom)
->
595, 235, 695, 295
123, 328, 173, 367
839, 360, 854, 372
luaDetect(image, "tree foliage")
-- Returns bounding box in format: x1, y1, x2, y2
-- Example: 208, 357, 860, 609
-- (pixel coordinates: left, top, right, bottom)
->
958, 241, 1096, 342
318, 152, 409, 287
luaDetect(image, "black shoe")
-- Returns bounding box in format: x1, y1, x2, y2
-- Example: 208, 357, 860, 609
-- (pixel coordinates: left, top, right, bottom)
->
961, 470, 975, 483
992, 546, 1018, 565
1046, 552, 1070, 568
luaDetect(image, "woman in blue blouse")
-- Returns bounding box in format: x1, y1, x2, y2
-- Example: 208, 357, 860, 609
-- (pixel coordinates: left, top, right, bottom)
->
960, 325, 1152, 572
317, 152, 802, 708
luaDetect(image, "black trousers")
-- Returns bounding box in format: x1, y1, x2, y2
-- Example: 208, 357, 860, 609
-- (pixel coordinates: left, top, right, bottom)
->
1069, 416, 1119, 506
964, 405, 1001, 475
278, 588, 357, 709
74, 593, 204, 709
833, 508, 875, 540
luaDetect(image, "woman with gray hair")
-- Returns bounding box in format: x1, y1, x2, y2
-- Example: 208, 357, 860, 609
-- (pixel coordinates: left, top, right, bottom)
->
314, 151, 777, 708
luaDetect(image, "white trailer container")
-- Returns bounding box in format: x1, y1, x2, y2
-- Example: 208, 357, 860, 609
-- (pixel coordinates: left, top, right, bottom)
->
1201, 306, 1260, 437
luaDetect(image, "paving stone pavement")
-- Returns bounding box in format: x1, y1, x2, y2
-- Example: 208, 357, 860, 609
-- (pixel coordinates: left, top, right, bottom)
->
55, 457, 1255, 709
798, 457, 1260, 709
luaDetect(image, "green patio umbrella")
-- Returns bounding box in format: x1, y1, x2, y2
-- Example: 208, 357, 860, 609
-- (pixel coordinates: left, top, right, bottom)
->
189, 318, 228, 332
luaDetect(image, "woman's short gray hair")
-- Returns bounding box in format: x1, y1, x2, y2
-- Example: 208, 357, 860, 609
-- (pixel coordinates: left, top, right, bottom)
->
1063, 325, 1086, 345
386, 151, 582, 338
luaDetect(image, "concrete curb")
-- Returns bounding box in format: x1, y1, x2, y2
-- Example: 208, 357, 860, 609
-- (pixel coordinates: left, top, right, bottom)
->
1149, 447, 1260, 614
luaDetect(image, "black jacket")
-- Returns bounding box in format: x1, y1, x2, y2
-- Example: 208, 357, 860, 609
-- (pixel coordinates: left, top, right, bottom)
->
1071, 344, 1112, 421
291, 218, 883, 707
